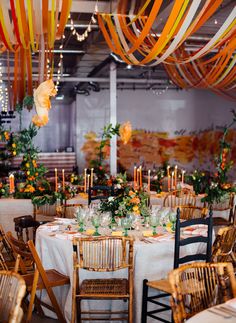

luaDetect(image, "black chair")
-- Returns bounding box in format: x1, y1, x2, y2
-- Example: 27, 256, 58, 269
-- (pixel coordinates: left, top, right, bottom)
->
88, 185, 114, 205
14, 215, 40, 242
141, 207, 213, 323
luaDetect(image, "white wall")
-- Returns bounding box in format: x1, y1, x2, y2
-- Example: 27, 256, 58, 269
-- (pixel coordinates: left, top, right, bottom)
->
7, 100, 76, 152
75, 89, 236, 170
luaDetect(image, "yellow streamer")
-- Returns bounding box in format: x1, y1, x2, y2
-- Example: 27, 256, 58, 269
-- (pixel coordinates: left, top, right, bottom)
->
27, 0, 38, 52
15, 0, 27, 49
0, 4, 14, 51
127, 0, 152, 26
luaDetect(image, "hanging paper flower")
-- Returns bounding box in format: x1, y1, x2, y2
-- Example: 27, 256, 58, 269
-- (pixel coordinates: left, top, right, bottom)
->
119, 121, 132, 144
32, 79, 57, 127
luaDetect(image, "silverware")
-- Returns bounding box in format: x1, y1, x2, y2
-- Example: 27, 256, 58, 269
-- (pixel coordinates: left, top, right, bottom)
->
207, 308, 231, 319
140, 238, 152, 244
219, 305, 236, 317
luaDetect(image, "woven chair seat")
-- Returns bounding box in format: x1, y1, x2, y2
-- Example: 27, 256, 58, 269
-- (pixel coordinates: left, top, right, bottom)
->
23, 269, 70, 290
213, 217, 231, 226
146, 279, 173, 294
80, 278, 128, 297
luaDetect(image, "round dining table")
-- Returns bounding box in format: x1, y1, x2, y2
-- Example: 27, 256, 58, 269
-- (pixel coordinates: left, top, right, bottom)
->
186, 302, 236, 322
36, 220, 209, 323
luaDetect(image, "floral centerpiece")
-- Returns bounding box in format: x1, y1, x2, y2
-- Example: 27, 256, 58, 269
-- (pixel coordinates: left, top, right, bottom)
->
99, 184, 150, 218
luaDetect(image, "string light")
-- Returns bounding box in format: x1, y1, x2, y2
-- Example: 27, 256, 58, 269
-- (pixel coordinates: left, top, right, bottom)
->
69, 0, 98, 42
214, 19, 218, 24
55, 36, 64, 92
151, 81, 173, 96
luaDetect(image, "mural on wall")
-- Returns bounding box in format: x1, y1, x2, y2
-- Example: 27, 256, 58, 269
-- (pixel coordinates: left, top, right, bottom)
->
81, 127, 236, 178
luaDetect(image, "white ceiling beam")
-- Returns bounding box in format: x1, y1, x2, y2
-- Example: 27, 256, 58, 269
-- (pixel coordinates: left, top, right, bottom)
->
70, 1, 110, 13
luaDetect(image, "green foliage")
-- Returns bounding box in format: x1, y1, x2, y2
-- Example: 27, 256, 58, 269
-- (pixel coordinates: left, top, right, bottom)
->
90, 123, 120, 184
99, 186, 149, 218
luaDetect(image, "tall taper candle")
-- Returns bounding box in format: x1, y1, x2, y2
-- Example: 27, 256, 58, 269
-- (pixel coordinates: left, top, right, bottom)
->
167, 165, 170, 177
174, 165, 178, 189
87, 174, 90, 190
62, 169, 65, 191
181, 170, 186, 185
84, 168, 87, 192
55, 168, 58, 192
148, 169, 151, 192
140, 166, 142, 187
9, 174, 15, 194
136, 168, 140, 189
134, 166, 137, 188
171, 171, 174, 190
91, 168, 94, 187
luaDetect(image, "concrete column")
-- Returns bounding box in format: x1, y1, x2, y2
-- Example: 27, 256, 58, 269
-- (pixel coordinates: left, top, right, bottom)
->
109, 62, 117, 175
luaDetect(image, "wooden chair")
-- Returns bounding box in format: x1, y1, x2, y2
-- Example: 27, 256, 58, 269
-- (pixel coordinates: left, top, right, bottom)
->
62, 203, 84, 218
72, 236, 134, 323
14, 215, 40, 242
178, 205, 208, 220
168, 262, 236, 323
163, 189, 196, 209
0, 224, 15, 262
0, 270, 26, 323
207, 193, 235, 226
212, 225, 236, 266
6, 232, 70, 322
34, 200, 61, 222
141, 207, 213, 323
88, 184, 114, 205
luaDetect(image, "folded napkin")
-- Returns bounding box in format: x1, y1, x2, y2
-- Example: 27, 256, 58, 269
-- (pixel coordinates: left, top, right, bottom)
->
154, 233, 173, 241
226, 298, 236, 309
111, 231, 123, 236
39, 224, 60, 231
54, 217, 73, 224
143, 231, 153, 237
79, 193, 88, 199
182, 227, 207, 236
55, 231, 81, 240
85, 229, 95, 235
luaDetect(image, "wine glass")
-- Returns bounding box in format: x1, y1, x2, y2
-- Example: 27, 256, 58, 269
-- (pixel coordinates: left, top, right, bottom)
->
121, 217, 132, 237
76, 207, 86, 232
168, 209, 176, 232
101, 212, 112, 228
92, 214, 101, 236
149, 214, 160, 235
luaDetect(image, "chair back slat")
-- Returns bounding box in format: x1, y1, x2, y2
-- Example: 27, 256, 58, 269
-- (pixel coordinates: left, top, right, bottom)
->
164, 189, 196, 209
0, 225, 15, 261
62, 203, 83, 218
212, 225, 236, 264
174, 207, 213, 269
0, 270, 26, 322
169, 262, 236, 323
74, 236, 133, 272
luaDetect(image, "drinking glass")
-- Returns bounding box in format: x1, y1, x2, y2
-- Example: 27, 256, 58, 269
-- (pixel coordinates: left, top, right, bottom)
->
76, 207, 86, 232
92, 214, 101, 236
149, 214, 160, 235
168, 210, 176, 231
101, 212, 112, 228
121, 217, 132, 237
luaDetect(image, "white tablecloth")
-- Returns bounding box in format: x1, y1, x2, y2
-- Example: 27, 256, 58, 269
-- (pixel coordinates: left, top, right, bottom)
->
36, 224, 208, 323
186, 303, 236, 322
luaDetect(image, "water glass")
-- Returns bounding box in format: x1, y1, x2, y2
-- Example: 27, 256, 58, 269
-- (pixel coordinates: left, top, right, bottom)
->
92, 214, 101, 236
76, 207, 86, 232
121, 217, 132, 237
149, 214, 160, 235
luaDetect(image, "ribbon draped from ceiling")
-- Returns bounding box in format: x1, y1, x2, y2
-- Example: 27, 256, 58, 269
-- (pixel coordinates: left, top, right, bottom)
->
0, 0, 72, 106
98, 0, 236, 98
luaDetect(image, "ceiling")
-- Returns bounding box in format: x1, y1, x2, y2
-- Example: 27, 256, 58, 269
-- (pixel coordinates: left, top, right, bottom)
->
1, 0, 235, 100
